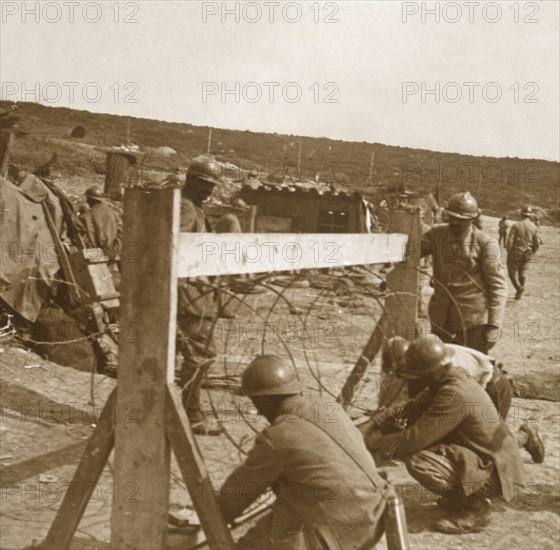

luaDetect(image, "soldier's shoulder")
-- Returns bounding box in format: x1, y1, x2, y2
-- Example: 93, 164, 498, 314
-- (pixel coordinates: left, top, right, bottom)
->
472, 227, 495, 246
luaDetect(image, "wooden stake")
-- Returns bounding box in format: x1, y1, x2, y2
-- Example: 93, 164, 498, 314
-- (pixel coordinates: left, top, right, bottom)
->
165, 385, 236, 550
42, 390, 117, 550
110, 189, 179, 550
338, 209, 421, 409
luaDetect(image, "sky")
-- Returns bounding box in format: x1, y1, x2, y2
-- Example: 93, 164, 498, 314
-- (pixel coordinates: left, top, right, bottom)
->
1, 0, 559, 160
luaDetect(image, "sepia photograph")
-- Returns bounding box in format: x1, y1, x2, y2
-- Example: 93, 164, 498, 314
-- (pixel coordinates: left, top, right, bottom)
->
0, 1, 559, 549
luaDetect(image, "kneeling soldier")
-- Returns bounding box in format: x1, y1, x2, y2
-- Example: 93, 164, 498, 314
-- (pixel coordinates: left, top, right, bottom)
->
219, 355, 388, 549
365, 340, 526, 534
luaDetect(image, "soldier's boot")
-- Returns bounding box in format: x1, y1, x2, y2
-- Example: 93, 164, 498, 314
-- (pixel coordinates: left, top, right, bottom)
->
435, 495, 491, 534
519, 422, 545, 463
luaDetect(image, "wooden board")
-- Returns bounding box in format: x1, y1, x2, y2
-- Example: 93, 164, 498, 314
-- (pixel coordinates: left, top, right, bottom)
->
42, 390, 117, 550
177, 232, 408, 278
338, 210, 421, 409
165, 384, 235, 550
110, 189, 179, 549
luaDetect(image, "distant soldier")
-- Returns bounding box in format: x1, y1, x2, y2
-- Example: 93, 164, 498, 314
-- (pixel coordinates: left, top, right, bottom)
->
176, 158, 223, 435
80, 186, 122, 263
498, 216, 508, 247
506, 206, 540, 300
421, 192, 507, 354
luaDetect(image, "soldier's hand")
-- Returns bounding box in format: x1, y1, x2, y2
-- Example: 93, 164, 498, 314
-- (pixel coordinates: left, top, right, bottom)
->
484, 324, 500, 344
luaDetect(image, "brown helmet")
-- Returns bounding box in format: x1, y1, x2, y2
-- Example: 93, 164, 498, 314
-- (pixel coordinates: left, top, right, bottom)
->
239, 355, 304, 396
398, 340, 453, 380
382, 336, 410, 372
521, 206, 533, 217
187, 158, 222, 186
85, 186, 106, 202
446, 192, 479, 219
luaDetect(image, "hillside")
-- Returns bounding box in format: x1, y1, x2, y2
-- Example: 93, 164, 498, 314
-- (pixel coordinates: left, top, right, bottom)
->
2, 101, 559, 224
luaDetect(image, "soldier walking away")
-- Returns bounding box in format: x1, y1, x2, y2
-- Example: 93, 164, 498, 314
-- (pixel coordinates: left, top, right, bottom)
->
219, 355, 388, 549
176, 159, 223, 436
506, 206, 541, 300
364, 340, 526, 534
421, 192, 507, 354
498, 216, 508, 247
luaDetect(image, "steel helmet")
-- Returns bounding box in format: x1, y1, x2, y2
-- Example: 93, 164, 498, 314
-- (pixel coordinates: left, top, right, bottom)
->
85, 186, 106, 201
398, 340, 454, 380
446, 192, 479, 219
381, 336, 410, 372
187, 158, 222, 186
239, 355, 304, 396
521, 206, 533, 217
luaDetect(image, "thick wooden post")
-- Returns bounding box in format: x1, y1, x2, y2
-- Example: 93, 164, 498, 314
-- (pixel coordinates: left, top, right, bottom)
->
339, 209, 421, 408
104, 152, 138, 200
378, 209, 422, 406
384, 209, 421, 338
0, 130, 14, 173
110, 188, 179, 549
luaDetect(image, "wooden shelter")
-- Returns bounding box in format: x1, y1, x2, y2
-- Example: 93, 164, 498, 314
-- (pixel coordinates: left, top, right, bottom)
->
239, 184, 368, 233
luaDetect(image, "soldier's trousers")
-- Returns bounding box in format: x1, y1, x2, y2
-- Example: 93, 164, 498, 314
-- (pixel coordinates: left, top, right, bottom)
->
405, 446, 501, 503
507, 249, 532, 292
485, 365, 513, 419
176, 314, 216, 422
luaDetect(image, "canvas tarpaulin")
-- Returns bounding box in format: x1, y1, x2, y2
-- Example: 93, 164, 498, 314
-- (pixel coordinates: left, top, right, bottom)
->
0, 175, 64, 322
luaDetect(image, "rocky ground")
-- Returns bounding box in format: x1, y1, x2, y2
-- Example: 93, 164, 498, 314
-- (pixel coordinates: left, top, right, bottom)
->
0, 216, 558, 549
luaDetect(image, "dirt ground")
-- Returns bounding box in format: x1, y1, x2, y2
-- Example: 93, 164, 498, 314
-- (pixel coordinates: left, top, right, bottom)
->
0, 216, 558, 549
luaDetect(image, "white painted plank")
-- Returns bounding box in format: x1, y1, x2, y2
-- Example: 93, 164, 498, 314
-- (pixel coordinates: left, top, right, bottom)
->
177, 233, 408, 278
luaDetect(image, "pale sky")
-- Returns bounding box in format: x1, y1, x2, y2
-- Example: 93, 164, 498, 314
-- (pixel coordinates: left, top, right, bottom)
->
1, 0, 559, 160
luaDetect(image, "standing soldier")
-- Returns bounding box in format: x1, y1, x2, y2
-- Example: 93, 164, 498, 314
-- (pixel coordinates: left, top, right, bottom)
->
176, 158, 223, 435
506, 206, 541, 300
219, 355, 388, 549
81, 186, 122, 264
421, 192, 507, 354
498, 215, 508, 247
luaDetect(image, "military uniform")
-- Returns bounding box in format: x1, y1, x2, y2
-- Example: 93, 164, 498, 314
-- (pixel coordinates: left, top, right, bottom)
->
366, 368, 525, 503
176, 196, 217, 422
506, 218, 540, 295
81, 201, 122, 261
421, 224, 507, 353
220, 395, 387, 550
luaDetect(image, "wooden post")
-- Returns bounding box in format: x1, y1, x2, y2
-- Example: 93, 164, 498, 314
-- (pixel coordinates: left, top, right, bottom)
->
42, 390, 117, 550
165, 385, 236, 549
0, 130, 14, 174
110, 188, 179, 549
338, 209, 421, 408
378, 209, 422, 406
104, 152, 138, 200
